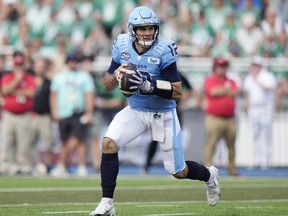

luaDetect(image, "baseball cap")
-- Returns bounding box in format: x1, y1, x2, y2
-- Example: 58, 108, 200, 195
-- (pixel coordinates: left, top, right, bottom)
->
13, 51, 24, 65
251, 56, 264, 67
65, 52, 79, 63
214, 57, 229, 67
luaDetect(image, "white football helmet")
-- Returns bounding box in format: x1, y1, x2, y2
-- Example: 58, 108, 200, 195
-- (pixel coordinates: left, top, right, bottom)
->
127, 6, 159, 48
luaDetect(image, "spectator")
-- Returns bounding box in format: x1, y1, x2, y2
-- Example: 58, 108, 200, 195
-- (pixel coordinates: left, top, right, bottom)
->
203, 57, 240, 176
205, 0, 232, 34
222, 10, 244, 57
55, 0, 75, 27
181, 9, 213, 57
243, 56, 277, 169
0, 51, 36, 175
49, 35, 68, 76
275, 72, 288, 113
92, 0, 130, 38
237, 0, 262, 24
30, 56, 54, 175
67, 9, 93, 49
269, 0, 288, 23
213, 63, 243, 169
1, 1, 22, 48
260, 6, 288, 38
210, 31, 231, 58
41, 11, 63, 48
259, 33, 284, 58
81, 22, 111, 57
49, 52, 94, 177
235, 13, 264, 56
25, 0, 51, 38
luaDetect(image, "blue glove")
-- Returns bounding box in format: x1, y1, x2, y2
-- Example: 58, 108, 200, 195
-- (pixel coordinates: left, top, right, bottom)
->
129, 70, 154, 93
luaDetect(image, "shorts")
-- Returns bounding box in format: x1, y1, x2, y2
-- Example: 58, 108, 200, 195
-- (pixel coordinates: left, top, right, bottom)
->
59, 112, 89, 142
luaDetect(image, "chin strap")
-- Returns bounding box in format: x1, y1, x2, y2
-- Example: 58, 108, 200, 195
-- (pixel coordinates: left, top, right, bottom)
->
137, 40, 153, 48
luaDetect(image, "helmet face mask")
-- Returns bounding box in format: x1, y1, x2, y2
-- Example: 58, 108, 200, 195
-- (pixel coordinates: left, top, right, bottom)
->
127, 6, 159, 48
133, 25, 158, 48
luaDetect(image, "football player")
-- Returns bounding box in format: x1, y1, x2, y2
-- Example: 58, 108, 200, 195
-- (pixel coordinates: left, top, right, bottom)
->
89, 6, 220, 216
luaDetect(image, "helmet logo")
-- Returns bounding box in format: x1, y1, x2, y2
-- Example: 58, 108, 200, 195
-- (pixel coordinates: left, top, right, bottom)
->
142, 20, 153, 25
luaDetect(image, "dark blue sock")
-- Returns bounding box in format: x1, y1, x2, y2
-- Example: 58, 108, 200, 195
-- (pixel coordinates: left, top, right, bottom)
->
185, 161, 210, 181
101, 153, 119, 198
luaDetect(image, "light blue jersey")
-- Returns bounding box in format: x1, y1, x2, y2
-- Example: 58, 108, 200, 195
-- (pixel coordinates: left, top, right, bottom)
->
111, 34, 179, 112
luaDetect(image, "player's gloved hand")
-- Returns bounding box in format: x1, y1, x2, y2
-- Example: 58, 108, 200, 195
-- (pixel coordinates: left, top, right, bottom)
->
129, 70, 153, 93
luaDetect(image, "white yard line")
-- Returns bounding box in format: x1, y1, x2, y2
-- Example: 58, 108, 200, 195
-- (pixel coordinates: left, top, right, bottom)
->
42, 210, 90, 214
141, 214, 198, 216
1, 199, 288, 208
1, 184, 288, 193
42, 211, 197, 216
235, 206, 274, 209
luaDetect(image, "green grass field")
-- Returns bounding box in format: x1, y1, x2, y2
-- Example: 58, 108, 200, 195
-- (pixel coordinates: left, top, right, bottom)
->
0, 175, 288, 216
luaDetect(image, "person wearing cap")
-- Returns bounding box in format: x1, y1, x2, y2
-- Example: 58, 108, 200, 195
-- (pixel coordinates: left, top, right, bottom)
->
243, 56, 277, 169
49, 52, 95, 177
203, 57, 240, 176
0, 51, 36, 175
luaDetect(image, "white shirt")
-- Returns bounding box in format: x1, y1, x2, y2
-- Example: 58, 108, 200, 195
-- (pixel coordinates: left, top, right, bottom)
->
243, 68, 277, 107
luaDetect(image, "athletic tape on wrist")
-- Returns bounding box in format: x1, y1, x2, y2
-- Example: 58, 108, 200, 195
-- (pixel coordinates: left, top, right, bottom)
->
153, 80, 173, 99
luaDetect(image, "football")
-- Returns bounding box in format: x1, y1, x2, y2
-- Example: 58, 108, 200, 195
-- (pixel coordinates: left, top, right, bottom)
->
119, 63, 138, 97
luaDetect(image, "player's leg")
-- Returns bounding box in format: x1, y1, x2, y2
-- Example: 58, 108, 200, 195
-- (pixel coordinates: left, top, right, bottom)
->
158, 109, 220, 206
90, 106, 147, 216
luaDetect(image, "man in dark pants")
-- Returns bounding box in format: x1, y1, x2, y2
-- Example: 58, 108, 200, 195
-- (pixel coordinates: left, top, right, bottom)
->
30, 57, 54, 175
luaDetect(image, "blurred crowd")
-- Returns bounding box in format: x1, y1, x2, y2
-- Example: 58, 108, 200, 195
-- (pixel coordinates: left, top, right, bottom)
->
0, 0, 288, 176
1, 0, 288, 63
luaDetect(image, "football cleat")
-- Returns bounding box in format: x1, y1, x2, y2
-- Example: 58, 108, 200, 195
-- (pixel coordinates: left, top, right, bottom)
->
205, 166, 221, 206
89, 200, 115, 216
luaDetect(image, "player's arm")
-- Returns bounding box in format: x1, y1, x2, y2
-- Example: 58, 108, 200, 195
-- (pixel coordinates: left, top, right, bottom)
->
179, 72, 193, 101
103, 60, 127, 92
154, 41, 181, 100
171, 81, 182, 101
103, 72, 118, 92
